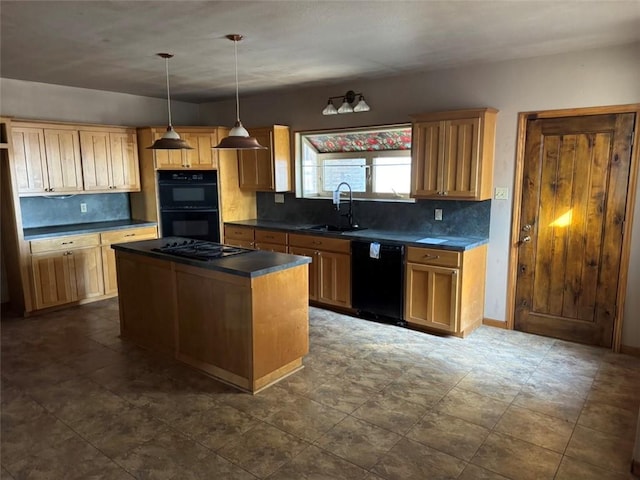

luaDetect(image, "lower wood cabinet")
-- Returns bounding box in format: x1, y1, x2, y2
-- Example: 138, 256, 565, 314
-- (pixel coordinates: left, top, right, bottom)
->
254, 229, 288, 253
405, 245, 487, 336
30, 234, 104, 310
224, 225, 255, 249
100, 226, 158, 295
289, 234, 351, 308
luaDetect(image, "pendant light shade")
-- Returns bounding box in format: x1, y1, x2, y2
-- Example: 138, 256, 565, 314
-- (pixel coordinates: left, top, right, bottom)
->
214, 34, 267, 150
148, 53, 193, 150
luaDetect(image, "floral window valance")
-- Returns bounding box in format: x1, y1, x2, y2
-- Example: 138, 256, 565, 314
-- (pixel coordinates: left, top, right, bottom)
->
306, 127, 412, 153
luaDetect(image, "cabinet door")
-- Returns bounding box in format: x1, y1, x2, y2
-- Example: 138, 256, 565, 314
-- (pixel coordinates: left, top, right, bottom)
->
238, 129, 274, 191
31, 252, 76, 309
43, 129, 83, 193
317, 250, 351, 308
405, 263, 459, 332
442, 117, 480, 198
182, 132, 218, 169
153, 131, 185, 169
70, 247, 104, 300
12, 127, 49, 193
411, 121, 443, 197
102, 245, 118, 295
109, 131, 140, 191
288, 246, 318, 301
80, 131, 112, 191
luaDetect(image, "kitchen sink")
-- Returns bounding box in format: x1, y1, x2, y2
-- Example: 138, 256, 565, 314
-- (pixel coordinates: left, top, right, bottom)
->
302, 224, 368, 233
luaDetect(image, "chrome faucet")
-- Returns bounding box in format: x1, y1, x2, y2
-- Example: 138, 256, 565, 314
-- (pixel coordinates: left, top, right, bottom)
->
334, 182, 358, 228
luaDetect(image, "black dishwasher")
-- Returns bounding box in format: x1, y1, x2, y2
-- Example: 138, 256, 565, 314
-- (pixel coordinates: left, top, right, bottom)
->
351, 240, 406, 326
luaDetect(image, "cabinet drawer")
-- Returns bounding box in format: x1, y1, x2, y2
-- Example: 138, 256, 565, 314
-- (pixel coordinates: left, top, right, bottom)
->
255, 229, 287, 244
406, 246, 460, 267
289, 234, 350, 253
31, 233, 100, 253
225, 225, 255, 241
101, 226, 157, 245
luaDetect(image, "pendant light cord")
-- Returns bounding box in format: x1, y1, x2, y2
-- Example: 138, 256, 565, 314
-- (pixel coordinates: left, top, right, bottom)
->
165, 56, 173, 128
234, 38, 240, 123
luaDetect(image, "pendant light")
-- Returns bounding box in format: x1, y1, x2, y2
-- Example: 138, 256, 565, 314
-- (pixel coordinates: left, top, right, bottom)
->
214, 34, 267, 150
148, 53, 193, 150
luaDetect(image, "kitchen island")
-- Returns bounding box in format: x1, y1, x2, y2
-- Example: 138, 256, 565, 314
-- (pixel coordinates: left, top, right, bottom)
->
112, 237, 311, 393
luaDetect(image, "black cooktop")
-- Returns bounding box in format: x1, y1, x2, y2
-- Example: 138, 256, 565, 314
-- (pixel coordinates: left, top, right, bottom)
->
152, 239, 252, 261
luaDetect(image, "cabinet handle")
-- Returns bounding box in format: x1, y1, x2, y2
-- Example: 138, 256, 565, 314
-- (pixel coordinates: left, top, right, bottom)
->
64, 251, 73, 256
265, 235, 274, 239
50, 188, 55, 192
124, 234, 136, 237
61, 241, 74, 245
423, 254, 440, 259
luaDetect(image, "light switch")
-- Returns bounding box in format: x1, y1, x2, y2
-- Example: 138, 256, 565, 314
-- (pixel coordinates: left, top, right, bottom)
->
80, 203, 87, 213
435, 208, 443, 221
274, 194, 285, 204
494, 187, 509, 200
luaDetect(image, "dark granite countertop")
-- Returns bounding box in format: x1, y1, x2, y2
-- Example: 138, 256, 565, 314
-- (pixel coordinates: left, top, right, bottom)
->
225, 219, 487, 251
23, 220, 158, 241
111, 236, 311, 278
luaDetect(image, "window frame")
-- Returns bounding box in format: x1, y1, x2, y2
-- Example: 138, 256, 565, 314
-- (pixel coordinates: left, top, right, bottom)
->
295, 124, 413, 202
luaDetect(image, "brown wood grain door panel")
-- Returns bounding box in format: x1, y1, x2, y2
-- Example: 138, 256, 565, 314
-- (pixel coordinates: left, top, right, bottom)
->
515, 113, 634, 346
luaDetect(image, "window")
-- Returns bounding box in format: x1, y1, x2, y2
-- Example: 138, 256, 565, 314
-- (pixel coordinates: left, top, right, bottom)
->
298, 125, 412, 201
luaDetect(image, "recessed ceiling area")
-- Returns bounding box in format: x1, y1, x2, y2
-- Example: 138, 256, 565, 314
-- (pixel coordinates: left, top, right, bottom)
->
1, 0, 639, 104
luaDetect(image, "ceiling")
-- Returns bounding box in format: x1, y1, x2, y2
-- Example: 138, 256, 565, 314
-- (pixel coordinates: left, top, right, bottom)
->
1, 1, 639, 104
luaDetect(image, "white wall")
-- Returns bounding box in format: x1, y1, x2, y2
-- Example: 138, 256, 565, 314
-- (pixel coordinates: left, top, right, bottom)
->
202, 42, 640, 348
0, 78, 201, 126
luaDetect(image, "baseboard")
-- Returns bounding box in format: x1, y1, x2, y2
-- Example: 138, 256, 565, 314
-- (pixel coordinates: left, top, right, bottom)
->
632, 458, 640, 477
621, 344, 640, 357
483, 318, 508, 329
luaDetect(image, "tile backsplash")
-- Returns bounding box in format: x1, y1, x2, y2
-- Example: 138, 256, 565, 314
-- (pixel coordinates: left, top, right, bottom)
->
257, 193, 490, 237
20, 193, 131, 228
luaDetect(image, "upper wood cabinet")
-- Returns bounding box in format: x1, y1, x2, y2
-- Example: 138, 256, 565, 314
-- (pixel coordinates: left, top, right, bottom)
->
79, 129, 140, 192
238, 125, 291, 192
138, 127, 219, 170
12, 124, 83, 195
410, 108, 497, 200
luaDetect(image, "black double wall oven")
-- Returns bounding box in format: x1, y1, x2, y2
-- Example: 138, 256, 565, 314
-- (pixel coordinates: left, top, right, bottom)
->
157, 171, 220, 242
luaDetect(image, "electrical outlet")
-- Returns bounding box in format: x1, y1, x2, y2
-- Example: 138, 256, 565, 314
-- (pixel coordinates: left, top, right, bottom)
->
274, 193, 285, 204
80, 203, 87, 213
435, 208, 443, 221
494, 187, 509, 200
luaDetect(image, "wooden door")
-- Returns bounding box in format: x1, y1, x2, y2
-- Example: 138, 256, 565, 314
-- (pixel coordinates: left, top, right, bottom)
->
238, 129, 274, 191
31, 252, 75, 309
109, 131, 140, 190
42, 129, 83, 193
12, 127, 49, 193
515, 113, 635, 347
317, 250, 351, 307
70, 247, 104, 300
289, 246, 318, 301
442, 117, 480, 198
182, 132, 218, 169
154, 131, 185, 169
405, 263, 459, 332
411, 121, 442, 197
80, 131, 112, 191
102, 245, 118, 295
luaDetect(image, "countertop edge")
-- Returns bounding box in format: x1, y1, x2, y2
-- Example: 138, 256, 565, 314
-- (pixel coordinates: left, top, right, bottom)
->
225, 220, 488, 251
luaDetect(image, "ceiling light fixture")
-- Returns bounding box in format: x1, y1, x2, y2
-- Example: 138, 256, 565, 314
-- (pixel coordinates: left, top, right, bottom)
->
322, 90, 370, 116
214, 34, 266, 150
148, 53, 193, 150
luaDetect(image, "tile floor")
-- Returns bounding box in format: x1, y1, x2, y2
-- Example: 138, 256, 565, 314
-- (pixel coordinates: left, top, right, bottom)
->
1, 298, 639, 479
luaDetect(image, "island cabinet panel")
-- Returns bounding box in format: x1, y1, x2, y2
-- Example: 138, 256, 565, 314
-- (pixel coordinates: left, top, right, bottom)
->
175, 267, 253, 381
115, 253, 176, 356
